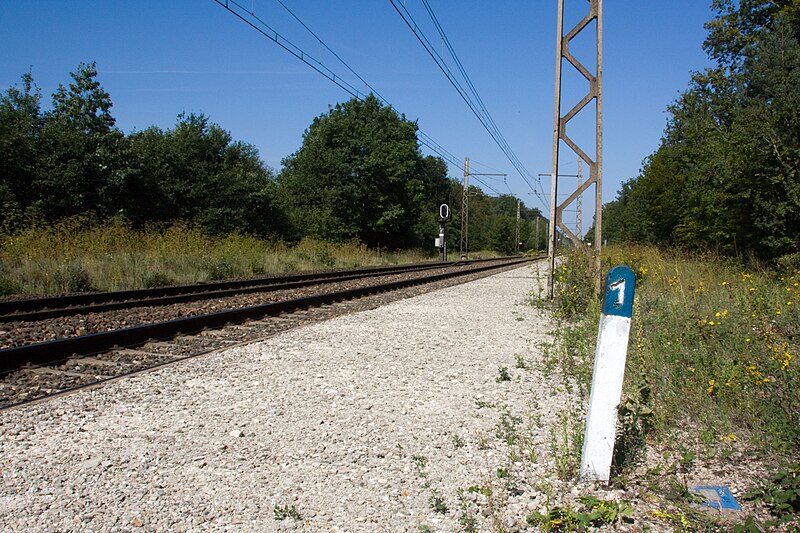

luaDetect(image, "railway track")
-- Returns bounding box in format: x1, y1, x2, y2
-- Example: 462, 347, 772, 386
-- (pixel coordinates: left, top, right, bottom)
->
0, 256, 535, 408
0, 258, 490, 322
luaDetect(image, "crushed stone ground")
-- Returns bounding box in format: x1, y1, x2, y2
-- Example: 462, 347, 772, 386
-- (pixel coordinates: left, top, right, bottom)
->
0, 264, 664, 531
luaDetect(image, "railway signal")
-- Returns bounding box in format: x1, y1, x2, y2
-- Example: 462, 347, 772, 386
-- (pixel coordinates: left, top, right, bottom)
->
436, 203, 450, 261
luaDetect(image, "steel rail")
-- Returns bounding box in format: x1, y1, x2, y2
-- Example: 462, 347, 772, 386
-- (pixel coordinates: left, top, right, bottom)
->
0, 258, 505, 322
0, 263, 447, 322
0, 257, 533, 374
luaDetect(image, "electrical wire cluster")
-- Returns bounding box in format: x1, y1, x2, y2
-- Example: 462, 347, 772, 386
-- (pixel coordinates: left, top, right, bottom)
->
213, 0, 546, 212
389, 0, 548, 210
214, 0, 468, 170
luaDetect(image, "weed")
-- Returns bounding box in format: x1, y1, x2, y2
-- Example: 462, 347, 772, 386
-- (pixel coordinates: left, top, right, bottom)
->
527, 496, 633, 531
550, 410, 584, 481
467, 484, 492, 498
495, 366, 511, 382
411, 454, 428, 474
551, 249, 597, 318
54, 261, 95, 293
451, 434, 466, 449
496, 467, 509, 479
514, 353, 528, 369
475, 398, 496, 409
475, 430, 490, 450
273, 503, 301, 521
0, 219, 431, 294
456, 488, 479, 532
612, 384, 653, 474
0, 277, 22, 295
523, 404, 540, 463
411, 453, 450, 516
742, 463, 800, 521
428, 490, 448, 514
142, 271, 174, 288
495, 408, 522, 446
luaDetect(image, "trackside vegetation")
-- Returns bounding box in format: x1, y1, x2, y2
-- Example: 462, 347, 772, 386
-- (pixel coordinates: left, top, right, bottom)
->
541, 3, 800, 528
601, 0, 800, 262
545, 246, 799, 529
0, 65, 547, 293
0, 219, 436, 295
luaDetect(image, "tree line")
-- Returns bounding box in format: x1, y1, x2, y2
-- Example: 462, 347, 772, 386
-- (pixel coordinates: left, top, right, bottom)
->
0, 64, 543, 254
602, 0, 800, 261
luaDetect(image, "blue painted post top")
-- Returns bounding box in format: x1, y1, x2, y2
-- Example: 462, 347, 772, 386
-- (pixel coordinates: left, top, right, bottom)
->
602, 265, 636, 318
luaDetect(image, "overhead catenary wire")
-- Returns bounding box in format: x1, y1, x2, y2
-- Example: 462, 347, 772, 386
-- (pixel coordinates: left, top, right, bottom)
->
389, 0, 549, 213
470, 176, 502, 197
215, 0, 479, 180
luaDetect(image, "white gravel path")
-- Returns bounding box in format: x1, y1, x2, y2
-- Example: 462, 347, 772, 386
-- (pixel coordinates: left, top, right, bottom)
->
0, 264, 585, 532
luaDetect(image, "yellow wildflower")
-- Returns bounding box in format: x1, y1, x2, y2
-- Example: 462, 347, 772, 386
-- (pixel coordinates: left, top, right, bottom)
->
695, 281, 705, 293
719, 434, 736, 442
707, 379, 716, 395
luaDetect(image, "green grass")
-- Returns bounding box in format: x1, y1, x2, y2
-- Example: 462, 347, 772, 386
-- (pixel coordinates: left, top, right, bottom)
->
548, 245, 799, 457
542, 245, 800, 528
0, 218, 432, 295
604, 245, 800, 453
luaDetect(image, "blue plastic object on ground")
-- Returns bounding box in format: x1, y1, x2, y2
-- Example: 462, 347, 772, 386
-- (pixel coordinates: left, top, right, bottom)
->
690, 485, 742, 511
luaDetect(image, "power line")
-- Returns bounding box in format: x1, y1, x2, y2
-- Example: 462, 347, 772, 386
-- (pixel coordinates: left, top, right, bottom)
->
389, 0, 549, 213
471, 176, 503, 197
214, 0, 475, 179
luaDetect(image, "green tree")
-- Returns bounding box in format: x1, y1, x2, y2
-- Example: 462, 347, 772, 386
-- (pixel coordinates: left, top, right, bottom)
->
35, 62, 126, 221
487, 214, 516, 254
277, 95, 449, 248
603, 2, 800, 258
126, 113, 285, 236
0, 72, 43, 229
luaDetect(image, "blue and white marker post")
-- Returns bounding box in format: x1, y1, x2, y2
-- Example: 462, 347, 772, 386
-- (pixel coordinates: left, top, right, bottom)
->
580, 265, 637, 482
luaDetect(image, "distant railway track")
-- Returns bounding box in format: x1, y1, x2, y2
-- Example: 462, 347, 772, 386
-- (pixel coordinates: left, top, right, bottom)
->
0, 259, 494, 322
0, 256, 536, 408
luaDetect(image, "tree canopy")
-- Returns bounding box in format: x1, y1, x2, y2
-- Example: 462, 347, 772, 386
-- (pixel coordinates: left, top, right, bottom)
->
277, 95, 448, 249
0, 63, 284, 238
1, 65, 542, 254
603, 0, 800, 259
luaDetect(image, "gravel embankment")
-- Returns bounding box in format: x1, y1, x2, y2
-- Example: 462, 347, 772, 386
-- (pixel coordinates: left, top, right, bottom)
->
0, 261, 514, 349
0, 264, 590, 532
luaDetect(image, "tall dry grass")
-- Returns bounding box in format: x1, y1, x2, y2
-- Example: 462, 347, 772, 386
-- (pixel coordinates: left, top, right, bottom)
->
545, 245, 799, 460
0, 218, 431, 295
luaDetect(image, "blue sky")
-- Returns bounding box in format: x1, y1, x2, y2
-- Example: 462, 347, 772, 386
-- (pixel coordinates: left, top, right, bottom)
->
1, 1, 715, 225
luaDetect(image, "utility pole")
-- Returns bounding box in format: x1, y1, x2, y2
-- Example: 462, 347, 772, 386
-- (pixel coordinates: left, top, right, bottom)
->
459, 156, 507, 260
516, 198, 521, 254
576, 159, 583, 238
548, 0, 603, 297
460, 157, 470, 259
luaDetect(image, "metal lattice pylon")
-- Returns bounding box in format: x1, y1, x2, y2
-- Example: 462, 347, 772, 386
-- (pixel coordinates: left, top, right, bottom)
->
460, 157, 469, 259
547, 0, 603, 297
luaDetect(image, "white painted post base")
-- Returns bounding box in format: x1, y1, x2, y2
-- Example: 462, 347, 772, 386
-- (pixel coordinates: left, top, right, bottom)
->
580, 314, 632, 481
579, 265, 636, 483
